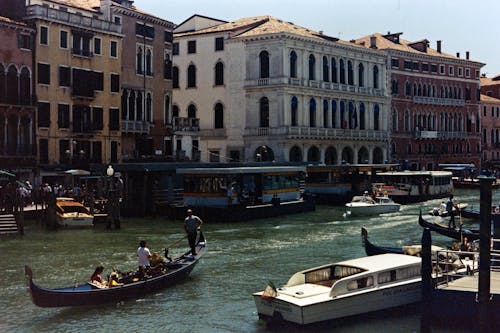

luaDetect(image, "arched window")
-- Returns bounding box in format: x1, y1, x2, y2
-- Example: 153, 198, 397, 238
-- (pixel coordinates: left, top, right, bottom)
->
309, 98, 316, 127
308, 54, 316, 80
348, 101, 356, 129
188, 104, 197, 118
172, 66, 179, 88
214, 103, 224, 128
136, 91, 143, 121
128, 91, 135, 120
290, 51, 297, 78
146, 92, 152, 121
172, 105, 179, 118
331, 100, 337, 128
259, 97, 269, 127
358, 63, 364, 87
340, 101, 346, 128
215, 61, 224, 86
19, 67, 31, 105
291, 96, 298, 126
307, 146, 320, 162
359, 103, 366, 130
121, 90, 128, 120
0, 64, 5, 103
259, 51, 269, 78
374, 104, 380, 130
339, 59, 345, 84
289, 146, 302, 162
164, 54, 172, 79
6, 65, 18, 104
146, 49, 152, 75
405, 81, 411, 96
331, 58, 337, 83
136, 46, 143, 74
323, 99, 329, 128
187, 64, 196, 88
373, 65, 379, 89
347, 60, 353, 85
322, 56, 329, 82
164, 95, 170, 125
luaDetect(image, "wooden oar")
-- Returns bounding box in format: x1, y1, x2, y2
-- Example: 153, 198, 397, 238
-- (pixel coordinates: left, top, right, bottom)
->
164, 234, 188, 258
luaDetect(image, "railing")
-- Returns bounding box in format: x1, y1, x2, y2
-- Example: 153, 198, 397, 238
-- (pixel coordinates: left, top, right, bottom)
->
71, 48, 93, 58
26, 5, 121, 34
244, 126, 388, 140
121, 120, 151, 134
413, 96, 465, 106
173, 117, 200, 132
434, 248, 479, 287
199, 129, 226, 137
414, 130, 466, 139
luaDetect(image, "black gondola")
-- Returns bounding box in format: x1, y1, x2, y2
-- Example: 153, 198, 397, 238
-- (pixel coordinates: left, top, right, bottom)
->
418, 212, 479, 241
361, 227, 404, 256
25, 232, 207, 307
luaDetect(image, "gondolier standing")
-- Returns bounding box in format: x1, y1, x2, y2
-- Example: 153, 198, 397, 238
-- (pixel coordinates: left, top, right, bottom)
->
446, 195, 456, 228
185, 209, 203, 255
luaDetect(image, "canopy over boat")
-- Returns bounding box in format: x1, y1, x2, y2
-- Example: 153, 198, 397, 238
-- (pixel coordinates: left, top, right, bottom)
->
25, 232, 206, 307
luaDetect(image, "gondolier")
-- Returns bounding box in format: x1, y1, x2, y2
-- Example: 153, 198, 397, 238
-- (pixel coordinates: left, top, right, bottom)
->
185, 209, 203, 256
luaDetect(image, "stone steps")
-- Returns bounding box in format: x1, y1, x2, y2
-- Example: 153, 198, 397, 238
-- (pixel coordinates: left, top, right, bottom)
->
0, 214, 18, 235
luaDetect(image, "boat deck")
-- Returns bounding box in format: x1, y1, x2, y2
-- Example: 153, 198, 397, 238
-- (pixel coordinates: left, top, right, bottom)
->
437, 271, 500, 293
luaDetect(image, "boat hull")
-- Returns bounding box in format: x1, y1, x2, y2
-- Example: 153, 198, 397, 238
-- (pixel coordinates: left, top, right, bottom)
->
346, 203, 400, 216
418, 213, 479, 241
56, 215, 94, 228
254, 280, 421, 325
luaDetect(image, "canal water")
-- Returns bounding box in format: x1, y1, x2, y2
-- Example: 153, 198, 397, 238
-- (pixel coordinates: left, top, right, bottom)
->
0, 188, 491, 332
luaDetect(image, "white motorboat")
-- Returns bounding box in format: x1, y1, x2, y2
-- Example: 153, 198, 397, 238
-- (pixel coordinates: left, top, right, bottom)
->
55, 197, 94, 228
253, 254, 422, 325
345, 195, 400, 216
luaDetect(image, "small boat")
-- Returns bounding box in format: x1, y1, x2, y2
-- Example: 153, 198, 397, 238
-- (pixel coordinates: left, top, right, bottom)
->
25, 232, 207, 307
429, 202, 468, 217
345, 195, 400, 216
55, 197, 94, 227
253, 253, 422, 325
418, 212, 479, 241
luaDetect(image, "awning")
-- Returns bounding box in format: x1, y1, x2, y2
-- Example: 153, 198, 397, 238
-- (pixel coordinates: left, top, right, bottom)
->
0, 169, 16, 177
65, 169, 91, 176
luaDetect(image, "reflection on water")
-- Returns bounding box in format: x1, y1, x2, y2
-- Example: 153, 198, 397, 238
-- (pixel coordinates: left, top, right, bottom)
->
0, 189, 486, 332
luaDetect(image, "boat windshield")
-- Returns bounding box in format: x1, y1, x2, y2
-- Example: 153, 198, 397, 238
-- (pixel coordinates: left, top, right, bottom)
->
60, 205, 90, 214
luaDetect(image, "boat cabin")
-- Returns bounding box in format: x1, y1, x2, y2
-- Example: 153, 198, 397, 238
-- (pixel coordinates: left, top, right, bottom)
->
177, 166, 305, 207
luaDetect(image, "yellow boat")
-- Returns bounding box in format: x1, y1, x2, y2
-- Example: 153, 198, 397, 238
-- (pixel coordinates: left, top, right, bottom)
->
55, 197, 94, 228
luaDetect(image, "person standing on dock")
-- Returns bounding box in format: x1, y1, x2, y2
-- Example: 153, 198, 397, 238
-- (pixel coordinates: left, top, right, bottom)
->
184, 209, 203, 256
446, 195, 456, 229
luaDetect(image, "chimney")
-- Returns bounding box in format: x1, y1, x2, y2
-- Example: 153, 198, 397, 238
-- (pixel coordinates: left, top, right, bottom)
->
370, 36, 377, 48
100, 0, 111, 20
437, 40, 441, 53
456, 52, 460, 58
466, 51, 470, 60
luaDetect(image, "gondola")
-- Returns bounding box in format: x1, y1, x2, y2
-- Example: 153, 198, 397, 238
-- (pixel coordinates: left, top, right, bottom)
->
25, 232, 207, 307
361, 227, 403, 256
418, 212, 480, 241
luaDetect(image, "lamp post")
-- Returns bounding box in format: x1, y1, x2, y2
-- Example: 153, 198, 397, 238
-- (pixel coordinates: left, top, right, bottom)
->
106, 165, 120, 229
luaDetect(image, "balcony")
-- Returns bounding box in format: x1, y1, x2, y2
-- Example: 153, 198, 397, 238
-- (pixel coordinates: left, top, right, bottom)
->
199, 128, 226, 138
413, 96, 465, 106
71, 48, 93, 58
173, 117, 199, 132
122, 120, 151, 134
245, 77, 386, 97
244, 126, 388, 141
413, 130, 465, 139
26, 5, 121, 34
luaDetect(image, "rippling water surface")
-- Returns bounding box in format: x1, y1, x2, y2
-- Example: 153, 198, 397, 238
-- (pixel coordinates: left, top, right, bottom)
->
0, 188, 491, 332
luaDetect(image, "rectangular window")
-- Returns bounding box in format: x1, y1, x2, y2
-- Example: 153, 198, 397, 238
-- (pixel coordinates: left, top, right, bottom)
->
40, 26, 48, 45
94, 37, 101, 55
72, 30, 92, 57
72, 68, 94, 98
93, 71, 104, 91
92, 141, 102, 163
475, 70, 480, 79
412, 62, 419, 71
59, 140, 70, 164
449, 66, 454, 76
37, 63, 50, 85
430, 64, 438, 73
458, 67, 463, 77
110, 40, 118, 58
113, 16, 121, 25
39, 139, 49, 164
164, 30, 173, 43
57, 104, 70, 128
109, 108, 119, 131
422, 63, 429, 72
439, 64, 445, 74
19, 33, 32, 50
111, 141, 118, 163
60, 30, 68, 49
136, 23, 155, 38
465, 68, 470, 78
391, 58, 399, 68
187, 40, 196, 54
59, 66, 71, 87
92, 107, 103, 130
72, 105, 92, 133
37, 102, 50, 127
172, 42, 179, 55
404, 60, 412, 70
110, 73, 120, 93
215, 37, 224, 51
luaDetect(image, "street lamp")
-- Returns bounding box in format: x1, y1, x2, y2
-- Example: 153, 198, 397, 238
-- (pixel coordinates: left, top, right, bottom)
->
106, 165, 120, 229
106, 165, 114, 177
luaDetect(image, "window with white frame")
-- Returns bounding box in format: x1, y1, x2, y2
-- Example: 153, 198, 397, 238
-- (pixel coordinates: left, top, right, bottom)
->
110, 40, 118, 58
439, 64, 445, 74
458, 67, 463, 77
449, 66, 454, 76
40, 26, 49, 45
60, 30, 68, 49
465, 68, 470, 77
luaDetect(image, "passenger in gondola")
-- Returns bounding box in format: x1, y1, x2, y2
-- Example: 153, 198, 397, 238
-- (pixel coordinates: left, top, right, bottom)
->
90, 266, 108, 288
137, 240, 152, 278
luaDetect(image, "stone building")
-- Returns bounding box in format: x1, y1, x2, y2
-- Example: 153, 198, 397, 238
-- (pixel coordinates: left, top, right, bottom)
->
0, 16, 36, 177
110, 0, 175, 161
479, 92, 500, 167
356, 33, 484, 170
0, 0, 123, 170
173, 15, 390, 164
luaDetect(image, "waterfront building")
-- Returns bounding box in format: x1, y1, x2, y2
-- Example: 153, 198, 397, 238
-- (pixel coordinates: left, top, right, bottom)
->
110, 0, 175, 161
0, 0, 123, 172
173, 15, 390, 164
356, 33, 484, 170
0, 16, 36, 179
479, 93, 500, 168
